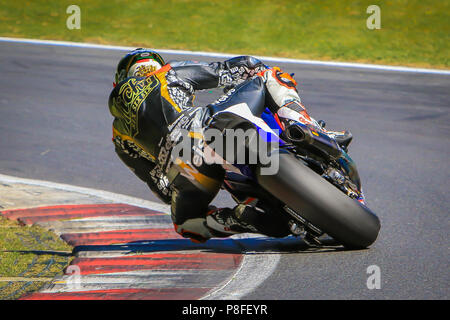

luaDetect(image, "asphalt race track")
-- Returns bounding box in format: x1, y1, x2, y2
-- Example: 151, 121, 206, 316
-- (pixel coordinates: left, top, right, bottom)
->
0, 41, 449, 299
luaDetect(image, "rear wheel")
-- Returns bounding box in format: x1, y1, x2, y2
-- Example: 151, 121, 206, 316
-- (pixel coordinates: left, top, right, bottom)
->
256, 150, 380, 249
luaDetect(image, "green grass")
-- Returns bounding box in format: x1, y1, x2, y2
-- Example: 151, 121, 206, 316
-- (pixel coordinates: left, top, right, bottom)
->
0, 0, 448, 68
0, 216, 72, 300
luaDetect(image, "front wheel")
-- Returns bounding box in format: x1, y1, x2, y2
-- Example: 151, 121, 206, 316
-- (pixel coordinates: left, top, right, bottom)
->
256, 150, 380, 249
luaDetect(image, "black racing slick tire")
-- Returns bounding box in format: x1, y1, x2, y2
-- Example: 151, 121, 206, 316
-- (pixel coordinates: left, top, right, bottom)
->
256, 151, 381, 249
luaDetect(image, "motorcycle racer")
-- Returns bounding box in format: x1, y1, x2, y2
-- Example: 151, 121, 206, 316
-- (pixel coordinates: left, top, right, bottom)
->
108, 48, 353, 243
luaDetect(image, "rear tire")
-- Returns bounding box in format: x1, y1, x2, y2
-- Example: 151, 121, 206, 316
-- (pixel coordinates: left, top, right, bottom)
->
256, 151, 380, 249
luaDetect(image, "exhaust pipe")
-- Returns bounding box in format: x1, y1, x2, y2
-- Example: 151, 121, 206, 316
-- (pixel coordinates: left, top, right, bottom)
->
284, 123, 313, 144
284, 123, 341, 159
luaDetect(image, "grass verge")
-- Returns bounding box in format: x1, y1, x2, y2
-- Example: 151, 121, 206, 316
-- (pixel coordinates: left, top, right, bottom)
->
0, 0, 448, 69
0, 216, 72, 300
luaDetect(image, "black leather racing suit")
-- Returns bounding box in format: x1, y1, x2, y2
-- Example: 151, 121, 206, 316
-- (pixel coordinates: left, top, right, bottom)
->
108, 56, 282, 239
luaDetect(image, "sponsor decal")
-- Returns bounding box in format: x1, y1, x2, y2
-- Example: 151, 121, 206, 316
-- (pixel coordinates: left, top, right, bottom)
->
112, 76, 159, 137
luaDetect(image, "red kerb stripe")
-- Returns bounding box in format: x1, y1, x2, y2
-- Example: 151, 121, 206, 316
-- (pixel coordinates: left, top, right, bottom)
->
20, 287, 211, 300
61, 228, 180, 246
69, 253, 243, 274
0, 203, 164, 224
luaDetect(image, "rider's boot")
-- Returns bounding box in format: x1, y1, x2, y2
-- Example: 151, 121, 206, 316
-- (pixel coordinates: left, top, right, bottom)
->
327, 130, 353, 151
306, 119, 353, 152
320, 127, 353, 153
174, 206, 264, 243
205, 204, 260, 236
317, 118, 353, 150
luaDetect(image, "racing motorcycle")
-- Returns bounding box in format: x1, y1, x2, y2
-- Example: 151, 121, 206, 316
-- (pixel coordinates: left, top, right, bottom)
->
217, 106, 381, 249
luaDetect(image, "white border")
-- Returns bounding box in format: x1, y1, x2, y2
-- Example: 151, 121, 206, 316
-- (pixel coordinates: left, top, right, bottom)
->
0, 173, 279, 300
1, 37, 449, 75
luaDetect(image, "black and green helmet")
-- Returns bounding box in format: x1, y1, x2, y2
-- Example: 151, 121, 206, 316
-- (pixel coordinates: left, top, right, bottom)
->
114, 48, 165, 85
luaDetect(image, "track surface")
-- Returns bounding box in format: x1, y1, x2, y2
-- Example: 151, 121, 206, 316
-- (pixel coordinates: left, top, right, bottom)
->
0, 41, 449, 299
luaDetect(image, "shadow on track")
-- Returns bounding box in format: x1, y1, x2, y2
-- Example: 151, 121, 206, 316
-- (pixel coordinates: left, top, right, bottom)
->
71, 235, 354, 256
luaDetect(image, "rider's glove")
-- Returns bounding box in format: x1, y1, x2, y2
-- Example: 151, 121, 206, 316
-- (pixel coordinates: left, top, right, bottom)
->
221, 56, 268, 92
